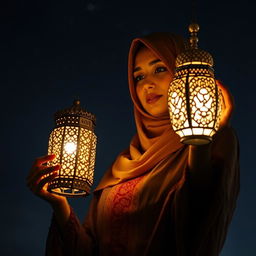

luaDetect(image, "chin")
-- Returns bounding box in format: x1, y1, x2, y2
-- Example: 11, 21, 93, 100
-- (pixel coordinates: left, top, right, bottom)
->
149, 110, 169, 117
143, 102, 168, 117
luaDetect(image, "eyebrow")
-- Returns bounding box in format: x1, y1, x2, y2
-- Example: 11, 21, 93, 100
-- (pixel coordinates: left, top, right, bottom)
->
133, 59, 162, 72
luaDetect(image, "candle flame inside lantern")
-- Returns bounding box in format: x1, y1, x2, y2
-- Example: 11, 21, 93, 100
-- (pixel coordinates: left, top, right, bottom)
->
64, 142, 77, 154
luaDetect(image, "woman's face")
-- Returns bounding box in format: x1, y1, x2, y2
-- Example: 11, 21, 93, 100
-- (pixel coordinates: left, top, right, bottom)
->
133, 46, 173, 117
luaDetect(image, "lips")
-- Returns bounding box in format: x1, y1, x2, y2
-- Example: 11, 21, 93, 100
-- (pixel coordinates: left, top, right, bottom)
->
146, 93, 163, 104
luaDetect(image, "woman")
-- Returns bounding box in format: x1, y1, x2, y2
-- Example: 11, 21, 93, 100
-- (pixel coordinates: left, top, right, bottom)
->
26, 32, 240, 256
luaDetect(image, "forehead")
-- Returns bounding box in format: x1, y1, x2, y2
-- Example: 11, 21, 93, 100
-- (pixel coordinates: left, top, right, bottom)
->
134, 46, 159, 67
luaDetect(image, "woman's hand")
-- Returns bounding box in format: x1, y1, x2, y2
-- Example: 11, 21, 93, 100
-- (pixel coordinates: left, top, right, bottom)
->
26, 154, 67, 207
216, 80, 235, 130
27, 154, 71, 230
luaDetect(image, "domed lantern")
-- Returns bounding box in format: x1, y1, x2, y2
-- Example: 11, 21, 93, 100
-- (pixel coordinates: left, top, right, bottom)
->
47, 100, 97, 197
168, 23, 222, 145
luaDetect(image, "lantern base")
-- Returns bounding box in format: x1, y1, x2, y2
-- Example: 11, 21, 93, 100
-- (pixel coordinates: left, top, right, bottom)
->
48, 178, 91, 197
181, 135, 212, 145
48, 187, 90, 197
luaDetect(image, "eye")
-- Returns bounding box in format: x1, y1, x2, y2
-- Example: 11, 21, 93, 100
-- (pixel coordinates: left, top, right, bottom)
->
155, 66, 167, 73
135, 74, 145, 82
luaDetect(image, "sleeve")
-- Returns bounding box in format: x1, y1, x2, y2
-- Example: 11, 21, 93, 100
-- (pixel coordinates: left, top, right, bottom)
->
173, 126, 240, 256
45, 197, 99, 256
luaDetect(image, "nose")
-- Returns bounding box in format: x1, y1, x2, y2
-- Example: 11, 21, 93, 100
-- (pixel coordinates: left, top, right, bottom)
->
142, 78, 156, 90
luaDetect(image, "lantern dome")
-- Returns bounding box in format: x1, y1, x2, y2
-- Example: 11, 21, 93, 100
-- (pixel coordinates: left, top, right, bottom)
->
54, 99, 96, 130
176, 48, 214, 67
176, 23, 214, 68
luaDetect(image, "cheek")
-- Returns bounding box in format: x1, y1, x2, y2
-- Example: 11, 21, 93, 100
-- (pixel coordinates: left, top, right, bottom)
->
166, 74, 174, 88
135, 85, 143, 103
160, 75, 173, 93
166, 73, 174, 84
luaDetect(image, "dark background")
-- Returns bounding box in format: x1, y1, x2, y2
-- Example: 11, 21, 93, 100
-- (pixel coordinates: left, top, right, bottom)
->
1, 0, 255, 255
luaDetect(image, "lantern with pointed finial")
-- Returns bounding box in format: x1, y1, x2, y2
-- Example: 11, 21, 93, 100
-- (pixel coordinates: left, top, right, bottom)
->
47, 99, 97, 197
168, 23, 222, 145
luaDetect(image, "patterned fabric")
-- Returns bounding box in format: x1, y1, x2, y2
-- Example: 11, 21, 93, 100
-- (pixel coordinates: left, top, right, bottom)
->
105, 176, 143, 255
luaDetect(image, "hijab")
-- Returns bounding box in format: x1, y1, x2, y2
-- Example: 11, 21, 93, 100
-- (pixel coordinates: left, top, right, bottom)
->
95, 32, 186, 191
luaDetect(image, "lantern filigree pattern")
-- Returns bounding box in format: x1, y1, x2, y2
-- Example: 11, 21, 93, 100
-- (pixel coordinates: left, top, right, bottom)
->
47, 100, 97, 197
168, 23, 222, 145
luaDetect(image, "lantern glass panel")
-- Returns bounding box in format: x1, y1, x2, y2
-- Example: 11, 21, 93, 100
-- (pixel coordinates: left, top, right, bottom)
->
168, 67, 222, 145
168, 77, 188, 130
183, 129, 192, 136
48, 125, 97, 196
48, 127, 64, 167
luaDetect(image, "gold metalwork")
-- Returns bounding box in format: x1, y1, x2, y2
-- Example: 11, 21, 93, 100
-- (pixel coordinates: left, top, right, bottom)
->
168, 23, 222, 145
47, 100, 97, 197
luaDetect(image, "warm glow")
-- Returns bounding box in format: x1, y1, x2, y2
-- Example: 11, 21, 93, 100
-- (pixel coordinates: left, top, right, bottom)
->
168, 69, 221, 145
47, 100, 97, 197
64, 142, 77, 154
168, 22, 222, 145
48, 125, 97, 196
177, 61, 210, 67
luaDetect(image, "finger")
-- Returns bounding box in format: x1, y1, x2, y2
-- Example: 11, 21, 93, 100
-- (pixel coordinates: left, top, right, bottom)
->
32, 154, 56, 168
27, 164, 60, 187
216, 80, 235, 128
216, 79, 228, 90
32, 174, 56, 195
28, 154, 56, 178
216, 81, 234, 119
27, 165, 60, 188
216, 80, 235, 109
35, 172, 59, 194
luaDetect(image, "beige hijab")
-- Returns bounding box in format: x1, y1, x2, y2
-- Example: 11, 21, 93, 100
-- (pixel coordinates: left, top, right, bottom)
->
95, 33, 186, 191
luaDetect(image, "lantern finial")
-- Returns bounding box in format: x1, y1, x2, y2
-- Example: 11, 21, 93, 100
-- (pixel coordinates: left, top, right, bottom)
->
73, 97, 81, 106
189, 23, 200, 49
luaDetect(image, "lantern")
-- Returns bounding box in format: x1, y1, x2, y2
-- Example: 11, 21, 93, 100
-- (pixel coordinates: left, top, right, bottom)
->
168, 23, 222, 145
47, 99, 97, 197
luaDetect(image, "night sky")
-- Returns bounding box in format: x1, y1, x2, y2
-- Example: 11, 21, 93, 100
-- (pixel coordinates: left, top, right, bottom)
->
1, 0, 255, 255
